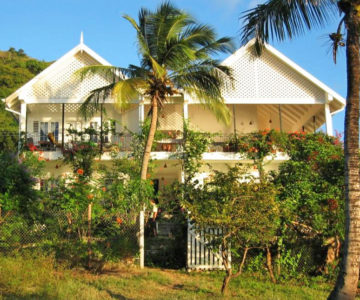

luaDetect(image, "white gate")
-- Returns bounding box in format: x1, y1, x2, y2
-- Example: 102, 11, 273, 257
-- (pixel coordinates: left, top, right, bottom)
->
187, 221, 230, 270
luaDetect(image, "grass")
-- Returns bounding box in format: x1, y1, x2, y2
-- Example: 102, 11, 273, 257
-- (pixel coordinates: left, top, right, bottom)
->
0, 254, 349, 300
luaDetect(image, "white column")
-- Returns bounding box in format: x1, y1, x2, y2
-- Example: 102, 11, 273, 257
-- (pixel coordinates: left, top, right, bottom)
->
139, 101, 145, 124
20, 101, 27, 132
324, 102, 333, 136
18, 101, 27, 154
139, 210, 145, 268
183, 101, 189, 121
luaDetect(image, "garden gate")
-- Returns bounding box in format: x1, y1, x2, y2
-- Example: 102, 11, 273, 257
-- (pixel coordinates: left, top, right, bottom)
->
187, 221, 230, 270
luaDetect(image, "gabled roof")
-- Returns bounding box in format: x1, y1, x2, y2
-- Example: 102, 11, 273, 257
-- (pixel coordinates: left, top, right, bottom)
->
4, 40, 112, 110
223, 39, 346, 106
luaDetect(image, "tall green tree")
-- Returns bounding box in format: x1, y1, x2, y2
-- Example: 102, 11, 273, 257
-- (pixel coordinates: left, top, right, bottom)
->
79, 1, 234, 181
241, 1, 360, 299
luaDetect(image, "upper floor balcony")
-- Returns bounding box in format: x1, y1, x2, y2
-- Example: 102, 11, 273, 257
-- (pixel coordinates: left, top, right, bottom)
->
4, 39, 345, 164
21, 100, 331, 162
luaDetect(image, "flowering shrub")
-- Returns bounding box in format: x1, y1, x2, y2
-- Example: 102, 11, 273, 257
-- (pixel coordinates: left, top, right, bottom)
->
272, 132, 344, 276
62, 141, 100, 178
0, 151, 43, 216
235, 129, 287, 160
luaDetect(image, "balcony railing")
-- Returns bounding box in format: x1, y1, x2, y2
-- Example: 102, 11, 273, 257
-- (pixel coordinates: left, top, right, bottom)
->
24, 132, 243, 154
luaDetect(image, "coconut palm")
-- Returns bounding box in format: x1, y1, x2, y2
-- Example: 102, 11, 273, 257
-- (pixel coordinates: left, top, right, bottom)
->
78, 2, 234, 181
241, 1, 360, 299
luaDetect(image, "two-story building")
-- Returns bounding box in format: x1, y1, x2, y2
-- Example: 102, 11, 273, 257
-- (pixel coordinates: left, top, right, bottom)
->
3, 37, 345, 186
3, 37, 346, 269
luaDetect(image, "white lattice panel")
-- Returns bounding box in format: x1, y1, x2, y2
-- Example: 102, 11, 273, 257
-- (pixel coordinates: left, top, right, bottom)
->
144, 104, 183, 131
158, 104, 183, 131
25, 52, 111, 100
222, 47, 325, 101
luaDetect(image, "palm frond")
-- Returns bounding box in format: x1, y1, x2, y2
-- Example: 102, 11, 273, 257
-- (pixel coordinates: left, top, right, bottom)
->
75, 65, 124, 82
112, 78, 148, 111
79, 83, 115, 119
240, 0, 338, 54
195, 37, 235, 58
172, 63, 232, 124
123, 13, 152, 60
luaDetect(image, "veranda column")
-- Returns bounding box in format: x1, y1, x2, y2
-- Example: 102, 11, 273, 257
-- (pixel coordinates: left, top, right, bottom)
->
183, 100, 189, 121
61, 103, 65, 149
324, 102, 333, 136
139, 100, 145, 124
100, 104, 103, 153
18, 101, 27, 153
20, 101, 27, 133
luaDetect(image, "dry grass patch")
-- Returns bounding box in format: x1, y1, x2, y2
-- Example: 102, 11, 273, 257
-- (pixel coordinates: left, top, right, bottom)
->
0, 255, 353, 300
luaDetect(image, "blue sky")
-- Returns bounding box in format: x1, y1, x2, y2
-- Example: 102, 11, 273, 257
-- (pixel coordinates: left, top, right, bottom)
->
0, 0, 346, 134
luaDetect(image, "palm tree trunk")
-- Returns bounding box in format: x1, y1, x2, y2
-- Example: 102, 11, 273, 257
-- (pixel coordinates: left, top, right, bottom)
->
329, 4, 360, 299
140, 96, 158, 180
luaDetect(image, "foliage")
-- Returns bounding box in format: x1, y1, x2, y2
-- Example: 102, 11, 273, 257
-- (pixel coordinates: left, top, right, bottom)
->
0, 48, 50, 152
0, 48, 50, 99
44, 127, 154, 268
234, 129, 287, 178
62, 129, 101, 178
181, 122, 212, 183
184, 165, 279, 248
129, 118, 164, 167
98, 156, 154, 224
236, 129, 287, 160
241, 0, 360, 296
0, 151, 43, 216
0, 102, 18, 152
273, 132, 344, 276
182, 164, 279, 293
232, 130, 345, 276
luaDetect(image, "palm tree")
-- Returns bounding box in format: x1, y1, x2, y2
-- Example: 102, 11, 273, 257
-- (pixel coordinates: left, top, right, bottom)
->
78, 1, 234, 182
241, 1, 360, 299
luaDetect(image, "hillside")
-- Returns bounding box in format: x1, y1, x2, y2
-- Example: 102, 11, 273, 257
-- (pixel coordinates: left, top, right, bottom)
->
0, 48, 51, 98
0, 48, 51, 151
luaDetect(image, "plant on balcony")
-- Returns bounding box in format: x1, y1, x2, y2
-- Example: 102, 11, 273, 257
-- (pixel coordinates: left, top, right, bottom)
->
77, 2, 234, 183
62, 129, 101, 178
222, 133, 240, 152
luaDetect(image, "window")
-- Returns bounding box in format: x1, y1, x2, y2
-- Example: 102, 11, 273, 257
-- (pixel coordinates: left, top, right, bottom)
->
33, 121, 39, 133
51, 122, 59, 141
40, 122, 48, 141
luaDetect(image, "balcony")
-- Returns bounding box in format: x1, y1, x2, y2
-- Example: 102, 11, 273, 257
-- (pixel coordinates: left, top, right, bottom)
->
24, 130, 288, 163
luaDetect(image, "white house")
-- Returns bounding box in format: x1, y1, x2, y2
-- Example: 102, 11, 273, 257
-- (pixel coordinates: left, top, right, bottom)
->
4, 37, 345, 269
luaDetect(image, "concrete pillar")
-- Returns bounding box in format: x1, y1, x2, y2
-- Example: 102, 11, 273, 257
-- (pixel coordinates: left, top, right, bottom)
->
139, 101, 145, 124
324, 102, 333, 136
183, 101, 189, 121
20, 101, 27, 133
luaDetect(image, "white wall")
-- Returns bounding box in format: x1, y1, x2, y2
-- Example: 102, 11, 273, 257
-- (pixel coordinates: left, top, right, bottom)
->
188, 104, 259, 134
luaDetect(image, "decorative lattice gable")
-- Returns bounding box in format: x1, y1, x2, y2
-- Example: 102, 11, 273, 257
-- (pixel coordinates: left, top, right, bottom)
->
24, 51, 112, 100
222, 46, 325, 101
